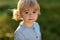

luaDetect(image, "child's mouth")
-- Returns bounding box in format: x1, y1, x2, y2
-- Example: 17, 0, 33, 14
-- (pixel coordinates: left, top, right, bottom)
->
28, 19, 34, 20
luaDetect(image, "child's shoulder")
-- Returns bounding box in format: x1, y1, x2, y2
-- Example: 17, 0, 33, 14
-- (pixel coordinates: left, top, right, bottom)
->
34, 22, 39, 26
34, 22, 40, 30
14, 21, 24, 33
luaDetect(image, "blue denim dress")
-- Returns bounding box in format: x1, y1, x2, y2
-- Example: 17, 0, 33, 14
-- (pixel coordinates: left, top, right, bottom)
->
14, 22, 41, 40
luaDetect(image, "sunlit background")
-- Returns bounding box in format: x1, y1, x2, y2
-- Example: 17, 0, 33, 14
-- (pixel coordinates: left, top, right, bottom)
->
0, 0, 60, 40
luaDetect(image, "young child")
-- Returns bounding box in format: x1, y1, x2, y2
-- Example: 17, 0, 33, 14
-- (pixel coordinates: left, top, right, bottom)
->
13, 0, 41, 40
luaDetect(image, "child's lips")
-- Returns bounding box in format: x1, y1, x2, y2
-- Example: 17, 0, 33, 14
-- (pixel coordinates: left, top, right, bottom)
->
28, 19, 34, 20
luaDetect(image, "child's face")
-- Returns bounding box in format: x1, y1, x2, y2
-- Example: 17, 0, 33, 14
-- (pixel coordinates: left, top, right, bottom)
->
21, 8, 39, 23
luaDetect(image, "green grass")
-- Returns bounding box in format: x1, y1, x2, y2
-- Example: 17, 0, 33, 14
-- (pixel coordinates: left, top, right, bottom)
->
0, 0, 60, 40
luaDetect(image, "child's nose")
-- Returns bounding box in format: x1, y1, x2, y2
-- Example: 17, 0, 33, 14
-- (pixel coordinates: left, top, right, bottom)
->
29, 13, 33, 17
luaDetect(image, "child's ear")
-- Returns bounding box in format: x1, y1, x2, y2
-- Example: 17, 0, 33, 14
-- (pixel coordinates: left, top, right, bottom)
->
38, 10, 41, 15
20, 13, 23, 18
19, 13, 23, 20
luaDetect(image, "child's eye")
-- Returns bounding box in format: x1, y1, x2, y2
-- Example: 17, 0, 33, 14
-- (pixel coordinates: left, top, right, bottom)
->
25, 12, 28, 14
33, 11, 36, 14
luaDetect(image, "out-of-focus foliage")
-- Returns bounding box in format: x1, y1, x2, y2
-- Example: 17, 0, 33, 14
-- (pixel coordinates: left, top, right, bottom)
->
0, 0, 60, 40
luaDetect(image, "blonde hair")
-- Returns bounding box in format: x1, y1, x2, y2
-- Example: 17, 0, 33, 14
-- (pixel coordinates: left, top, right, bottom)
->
12, 0, 40, 21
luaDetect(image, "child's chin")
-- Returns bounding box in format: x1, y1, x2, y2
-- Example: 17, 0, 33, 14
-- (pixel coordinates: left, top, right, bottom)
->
28, 21, 35, 23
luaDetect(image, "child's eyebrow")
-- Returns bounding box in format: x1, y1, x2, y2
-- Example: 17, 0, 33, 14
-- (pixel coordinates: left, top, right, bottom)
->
23, 8, 38, 12
23, 9, 29, 12
34, 9, 38, 11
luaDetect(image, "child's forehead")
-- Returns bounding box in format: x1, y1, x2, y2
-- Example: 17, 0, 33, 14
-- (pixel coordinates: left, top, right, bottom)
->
22, 7, 39, 11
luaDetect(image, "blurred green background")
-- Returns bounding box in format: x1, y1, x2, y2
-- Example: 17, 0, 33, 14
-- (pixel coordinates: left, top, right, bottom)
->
0, 0, 60, 40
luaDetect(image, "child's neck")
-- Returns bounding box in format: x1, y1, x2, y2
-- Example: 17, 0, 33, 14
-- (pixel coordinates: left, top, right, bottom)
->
23, 21, 33, 27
